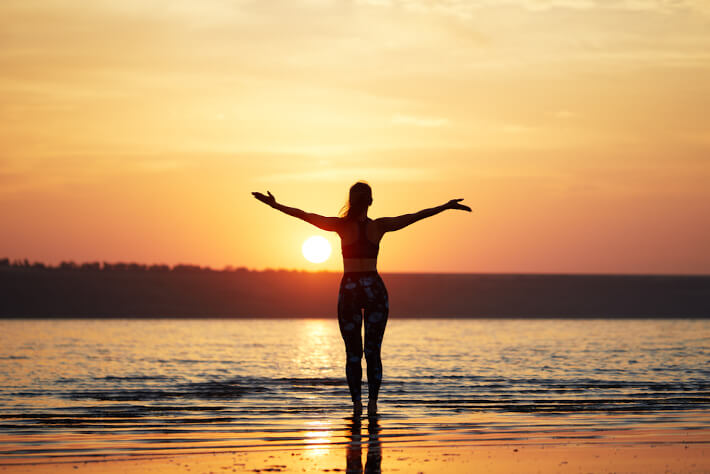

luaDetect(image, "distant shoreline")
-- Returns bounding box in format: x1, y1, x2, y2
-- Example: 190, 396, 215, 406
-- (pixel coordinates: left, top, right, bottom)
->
2, 262, 708, 318
3, 256, 709, 277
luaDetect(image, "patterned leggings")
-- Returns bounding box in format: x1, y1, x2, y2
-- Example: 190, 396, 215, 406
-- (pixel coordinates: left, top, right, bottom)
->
337, 272, 389, 403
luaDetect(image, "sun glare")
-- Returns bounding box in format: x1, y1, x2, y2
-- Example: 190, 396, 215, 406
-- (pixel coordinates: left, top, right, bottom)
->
302, 236, 331, 263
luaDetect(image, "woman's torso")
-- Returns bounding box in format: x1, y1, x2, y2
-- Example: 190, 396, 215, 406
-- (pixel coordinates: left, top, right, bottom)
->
339, 217, 383, 273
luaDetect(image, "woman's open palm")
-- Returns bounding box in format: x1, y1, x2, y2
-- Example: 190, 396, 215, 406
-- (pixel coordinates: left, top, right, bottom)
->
252, 191, 276, 207
446, 199, 472, 212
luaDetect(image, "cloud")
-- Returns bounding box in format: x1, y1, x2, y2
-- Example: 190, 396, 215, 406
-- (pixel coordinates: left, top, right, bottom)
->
0, 155, 196, 197
1, 0, 708, 163
391, 114, 450, 127
500, 123, 533, 134
256, 166, 441, 182
358, 0, 710, 14
137, 159, 191, 172
554, 109, 578, 119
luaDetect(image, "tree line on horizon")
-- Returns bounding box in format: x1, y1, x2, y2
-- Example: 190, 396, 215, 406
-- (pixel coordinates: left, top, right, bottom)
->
0, 258, 317, 274
2, 257, 709, 318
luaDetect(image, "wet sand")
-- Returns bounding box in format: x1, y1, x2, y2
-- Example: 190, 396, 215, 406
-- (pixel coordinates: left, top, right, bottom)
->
2, 423, 708, 474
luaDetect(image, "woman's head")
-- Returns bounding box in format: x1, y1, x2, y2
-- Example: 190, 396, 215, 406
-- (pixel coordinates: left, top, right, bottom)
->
340, 181, 372, 220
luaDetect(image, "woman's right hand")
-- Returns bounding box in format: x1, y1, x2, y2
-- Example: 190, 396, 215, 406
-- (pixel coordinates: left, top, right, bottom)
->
252, 191, 277, 207
445, 199, 472, 212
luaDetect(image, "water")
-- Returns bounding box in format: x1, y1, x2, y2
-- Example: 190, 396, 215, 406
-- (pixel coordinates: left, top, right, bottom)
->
0, 318, 709, 460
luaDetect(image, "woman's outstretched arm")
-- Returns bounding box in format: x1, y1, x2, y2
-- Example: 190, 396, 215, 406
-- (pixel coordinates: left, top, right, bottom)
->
376, 199, 471, 233
252, 191, 341, 232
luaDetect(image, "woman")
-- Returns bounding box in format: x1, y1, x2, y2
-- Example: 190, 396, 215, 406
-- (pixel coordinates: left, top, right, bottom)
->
252, 181, 471, 415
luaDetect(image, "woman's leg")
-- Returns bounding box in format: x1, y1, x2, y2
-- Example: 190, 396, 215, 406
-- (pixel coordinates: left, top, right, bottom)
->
338, 276, 364, 405
362, 275, 389, 407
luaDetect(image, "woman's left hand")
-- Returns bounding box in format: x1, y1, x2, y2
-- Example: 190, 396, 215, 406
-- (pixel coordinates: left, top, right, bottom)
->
252, 191, 277, 207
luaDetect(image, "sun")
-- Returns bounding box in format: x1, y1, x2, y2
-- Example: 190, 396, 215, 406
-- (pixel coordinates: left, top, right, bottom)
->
302, 236, 331, 263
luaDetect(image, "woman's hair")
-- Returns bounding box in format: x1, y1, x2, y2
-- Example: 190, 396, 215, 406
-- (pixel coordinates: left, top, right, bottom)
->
339, 181, 372, 220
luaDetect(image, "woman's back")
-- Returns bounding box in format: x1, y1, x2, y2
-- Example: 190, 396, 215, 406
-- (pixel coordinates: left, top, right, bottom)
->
340, 218, 381, 260
339, 218, 383, 274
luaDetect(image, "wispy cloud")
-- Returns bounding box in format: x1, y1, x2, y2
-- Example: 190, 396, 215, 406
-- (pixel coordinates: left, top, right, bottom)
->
500, 123, 533, 134
391, 114, 450, 127
359, 0, 710, 14
1, 0, 708, 163
0, 155, 194, 197
256, 166, 441, 182
137, 159, 191, 172
554, 109, 578, 119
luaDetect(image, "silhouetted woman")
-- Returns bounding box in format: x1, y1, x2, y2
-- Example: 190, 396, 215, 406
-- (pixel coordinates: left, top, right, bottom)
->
252, 182, 471, 415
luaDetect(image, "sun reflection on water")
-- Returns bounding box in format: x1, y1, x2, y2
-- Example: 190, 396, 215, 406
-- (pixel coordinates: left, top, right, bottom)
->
303, 420, 333, 456
293, 320, 339, 377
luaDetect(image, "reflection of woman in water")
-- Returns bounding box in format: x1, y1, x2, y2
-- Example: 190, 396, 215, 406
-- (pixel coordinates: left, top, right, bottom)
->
347, 413, 381, 473
253, 181, 471, 415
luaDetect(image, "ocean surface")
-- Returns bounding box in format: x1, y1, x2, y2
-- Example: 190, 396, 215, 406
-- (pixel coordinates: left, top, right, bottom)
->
0, 318, 709, 461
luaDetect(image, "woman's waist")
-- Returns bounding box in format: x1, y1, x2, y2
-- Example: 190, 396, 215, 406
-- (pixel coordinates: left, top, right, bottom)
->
343, 258, 378, 274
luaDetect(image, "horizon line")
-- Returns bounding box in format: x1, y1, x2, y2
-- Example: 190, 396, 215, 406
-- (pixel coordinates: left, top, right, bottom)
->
1, 257, 708, 278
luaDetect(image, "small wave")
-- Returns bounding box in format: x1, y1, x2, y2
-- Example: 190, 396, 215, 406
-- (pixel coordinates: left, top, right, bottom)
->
94, 375, 175, 381
61, 378, 268, 401
276, 377, 344, 386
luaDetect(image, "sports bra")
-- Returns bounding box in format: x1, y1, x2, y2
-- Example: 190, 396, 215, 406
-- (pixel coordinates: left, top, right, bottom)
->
341, 218, 380, 259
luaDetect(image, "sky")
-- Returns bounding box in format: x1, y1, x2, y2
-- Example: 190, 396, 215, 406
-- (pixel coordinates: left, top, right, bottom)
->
1, 0, 709, 274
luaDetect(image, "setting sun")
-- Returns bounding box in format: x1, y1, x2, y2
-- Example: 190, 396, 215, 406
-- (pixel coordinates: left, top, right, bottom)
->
302, 236, 331, 264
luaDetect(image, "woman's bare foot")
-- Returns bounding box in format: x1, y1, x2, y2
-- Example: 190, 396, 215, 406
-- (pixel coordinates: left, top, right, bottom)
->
367, 400, 377, 417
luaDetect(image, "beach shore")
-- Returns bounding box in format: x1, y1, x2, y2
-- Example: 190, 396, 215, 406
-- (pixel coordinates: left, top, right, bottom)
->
2, 426, 708, 474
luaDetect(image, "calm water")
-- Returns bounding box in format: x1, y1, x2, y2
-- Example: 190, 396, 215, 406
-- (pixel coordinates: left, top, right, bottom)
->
0, 318, 709, 460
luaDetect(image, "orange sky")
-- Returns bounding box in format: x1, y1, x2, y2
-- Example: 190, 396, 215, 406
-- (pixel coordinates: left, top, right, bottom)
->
1, 0, 709, 274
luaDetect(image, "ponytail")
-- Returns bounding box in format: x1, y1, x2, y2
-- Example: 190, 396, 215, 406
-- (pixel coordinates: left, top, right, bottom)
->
339, 181, 372, 220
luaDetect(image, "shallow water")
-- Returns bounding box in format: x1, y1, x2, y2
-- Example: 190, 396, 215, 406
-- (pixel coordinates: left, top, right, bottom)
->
0, 318, 708, 460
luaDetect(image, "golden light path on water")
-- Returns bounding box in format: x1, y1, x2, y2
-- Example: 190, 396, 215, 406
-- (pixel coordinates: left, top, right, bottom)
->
293, 320, 338, 378
303, 420, 334, 456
